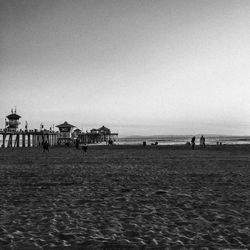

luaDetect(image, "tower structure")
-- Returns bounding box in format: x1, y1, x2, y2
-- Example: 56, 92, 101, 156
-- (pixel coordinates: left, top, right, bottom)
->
56, 121, 75, 145
6, 108, 21, 132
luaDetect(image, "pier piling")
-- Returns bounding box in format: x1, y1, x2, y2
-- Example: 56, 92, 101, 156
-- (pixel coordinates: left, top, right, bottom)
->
0, 130, 58, 148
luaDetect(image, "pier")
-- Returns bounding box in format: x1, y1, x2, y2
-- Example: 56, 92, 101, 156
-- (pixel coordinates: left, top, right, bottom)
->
1, 110, 119, 148
77, 131, 118, 144
0, 109, 58, 148
0, 130, 58, 148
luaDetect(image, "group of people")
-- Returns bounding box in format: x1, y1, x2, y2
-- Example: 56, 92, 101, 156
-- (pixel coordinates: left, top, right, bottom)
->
191, 135, 206, 150
142, 141, 158, 147
42, 139, 88, 154
42, 136, 206, 152
75, 138, 88, 153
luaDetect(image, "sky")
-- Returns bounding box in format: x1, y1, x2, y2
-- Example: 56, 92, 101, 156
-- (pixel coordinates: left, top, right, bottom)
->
1, 0, 250, 136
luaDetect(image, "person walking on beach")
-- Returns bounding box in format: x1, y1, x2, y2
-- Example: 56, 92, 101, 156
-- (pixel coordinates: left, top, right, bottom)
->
43, 141, 49, 152
191, 136, 195, 150
81, 144, 88, 154
75, 138, 80, 149
200, 135, 205, 148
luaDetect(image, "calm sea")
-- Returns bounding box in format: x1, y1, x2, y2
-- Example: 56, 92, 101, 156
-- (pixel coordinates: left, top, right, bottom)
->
118, 135, 250, 146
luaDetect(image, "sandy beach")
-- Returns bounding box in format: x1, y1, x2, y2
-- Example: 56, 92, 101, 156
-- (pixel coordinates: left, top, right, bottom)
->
0, 144, 250, 249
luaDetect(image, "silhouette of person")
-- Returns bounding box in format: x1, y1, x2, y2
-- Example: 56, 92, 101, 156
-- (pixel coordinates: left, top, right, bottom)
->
75, 138, 80, 149
191, 136, 195, 150
43, 141, 49, 152
82, 144, 88, 154
200, 135, 205, 148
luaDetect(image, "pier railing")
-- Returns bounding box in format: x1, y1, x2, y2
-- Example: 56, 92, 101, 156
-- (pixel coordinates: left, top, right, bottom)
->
0, 129, 119, 148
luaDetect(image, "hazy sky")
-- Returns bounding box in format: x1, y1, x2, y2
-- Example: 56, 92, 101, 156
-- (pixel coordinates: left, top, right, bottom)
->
1, 0, 250, 136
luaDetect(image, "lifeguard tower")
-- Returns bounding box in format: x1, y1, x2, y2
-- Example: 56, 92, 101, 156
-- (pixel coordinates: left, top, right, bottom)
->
5, 108, 21, 132
56, 121, 75, 145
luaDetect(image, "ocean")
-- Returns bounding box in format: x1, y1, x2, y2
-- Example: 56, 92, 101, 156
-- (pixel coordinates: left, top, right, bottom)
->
118, 135, 250, 146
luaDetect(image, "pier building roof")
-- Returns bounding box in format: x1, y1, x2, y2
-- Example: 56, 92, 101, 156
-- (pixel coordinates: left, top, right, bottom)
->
56, 121, 75, 128
98, 126, 110, 132
6, 113, 21, 119
98, 126, 109, 130
74, 128, 81, 132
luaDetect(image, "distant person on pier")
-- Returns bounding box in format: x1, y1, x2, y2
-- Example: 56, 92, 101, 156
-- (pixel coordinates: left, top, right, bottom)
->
43, 141, 49, 152
200, 135, 206, 148
191, 136, 195, 150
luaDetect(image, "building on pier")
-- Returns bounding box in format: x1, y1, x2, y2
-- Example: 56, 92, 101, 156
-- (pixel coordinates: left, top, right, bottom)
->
56, 121, 75, 145
78, 125, 118, 144
5, 109, 21, 132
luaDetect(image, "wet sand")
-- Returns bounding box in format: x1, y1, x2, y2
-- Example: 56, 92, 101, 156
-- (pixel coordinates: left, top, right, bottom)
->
0, 144, 250, 249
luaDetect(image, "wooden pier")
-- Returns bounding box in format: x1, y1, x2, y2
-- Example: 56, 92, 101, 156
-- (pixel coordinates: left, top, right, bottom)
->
0, 130, 58, 148
1, 111, 119, 148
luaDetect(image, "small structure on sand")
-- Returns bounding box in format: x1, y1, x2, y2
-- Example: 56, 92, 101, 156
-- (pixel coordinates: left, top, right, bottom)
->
56, 121, 75, 145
